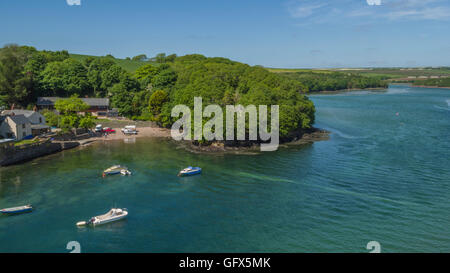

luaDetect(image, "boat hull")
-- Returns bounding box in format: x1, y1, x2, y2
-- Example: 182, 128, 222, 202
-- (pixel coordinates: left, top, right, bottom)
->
179, 170, 202, 177
92, 213, 127, 226
104, 170, 121, 175
1, 208, 33, 215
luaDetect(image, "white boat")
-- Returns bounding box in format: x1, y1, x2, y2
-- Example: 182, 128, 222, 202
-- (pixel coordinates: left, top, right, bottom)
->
77, 208, 128, 227
103, 165, 128, 176
1, 205, 33, 215
178, 166, 202, 177
120, 169, 132, 176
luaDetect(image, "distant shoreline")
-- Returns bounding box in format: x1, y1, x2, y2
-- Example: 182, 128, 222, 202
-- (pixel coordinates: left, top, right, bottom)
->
410, 85, 450, 89
308, 87, 387, 95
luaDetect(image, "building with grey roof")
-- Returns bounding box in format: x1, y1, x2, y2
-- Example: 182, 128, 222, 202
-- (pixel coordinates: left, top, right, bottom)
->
37, 97, 110, 115
0, 114, 32, 140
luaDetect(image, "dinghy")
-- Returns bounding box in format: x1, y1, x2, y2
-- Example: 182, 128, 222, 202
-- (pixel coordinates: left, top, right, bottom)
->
120, 169, 132, 176
76, 208, 128, 227
178, 166, 202, 177
103, 165, 128, 176
1, 205, 33, 215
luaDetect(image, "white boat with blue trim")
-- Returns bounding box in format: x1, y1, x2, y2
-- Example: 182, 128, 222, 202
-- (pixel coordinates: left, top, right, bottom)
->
1, 205, 33, 215
178, 166, 202, 177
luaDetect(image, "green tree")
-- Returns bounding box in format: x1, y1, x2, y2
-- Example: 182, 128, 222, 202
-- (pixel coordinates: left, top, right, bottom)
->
59, 114, 79, 131
148, 90, 168, 119
40, 58, 90, 97
132, 54, 147, 61
109, 74, 140, 117
135, 64, 158, 80
152, 66, 177, 89
54, 95, 89, 115
165, 54, 177, 63
100, 64, 125, 92
0, 44, 34, 107
42, 110, 59, 127
79, 113, 95, 129
155, 53, 166, 63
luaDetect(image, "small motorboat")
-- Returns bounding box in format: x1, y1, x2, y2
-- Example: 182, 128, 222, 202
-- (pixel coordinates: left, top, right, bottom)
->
103, 165, 128, 176
178, 166, 202, 177
120, 169, 132, 176
1, 205, 33, 215
76, 208, 128, 227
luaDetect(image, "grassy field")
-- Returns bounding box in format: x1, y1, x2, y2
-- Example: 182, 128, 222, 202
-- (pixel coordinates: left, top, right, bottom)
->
14, 139, 39, 146
332, 68, 450, 78
69, 52, 450, 81
70, 53, 151, 73
267, 68, 334, 74
267, 67, 450, 80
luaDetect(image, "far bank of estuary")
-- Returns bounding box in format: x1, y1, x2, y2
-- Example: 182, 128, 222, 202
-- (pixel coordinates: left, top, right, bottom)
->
0, 85, 449, 252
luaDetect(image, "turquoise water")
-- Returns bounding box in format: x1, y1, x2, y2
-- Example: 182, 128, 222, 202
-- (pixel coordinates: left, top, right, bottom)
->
0, 85, 449, 252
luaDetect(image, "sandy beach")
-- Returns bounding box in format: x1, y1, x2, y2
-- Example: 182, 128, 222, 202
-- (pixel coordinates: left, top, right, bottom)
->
84, 126, 171, 144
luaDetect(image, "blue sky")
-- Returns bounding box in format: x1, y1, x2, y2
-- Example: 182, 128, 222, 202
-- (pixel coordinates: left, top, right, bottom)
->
0, 0, 449, 68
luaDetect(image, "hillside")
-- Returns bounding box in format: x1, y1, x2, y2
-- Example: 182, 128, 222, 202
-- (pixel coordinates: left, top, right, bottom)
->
0, 45, 316, 142
69, 53, 150, 73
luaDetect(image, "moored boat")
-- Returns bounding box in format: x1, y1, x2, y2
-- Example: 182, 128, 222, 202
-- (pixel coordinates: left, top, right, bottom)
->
120, 169, 132, 176
103, 165, 128, 176
178, 166, 202, 177
0, 205, 33, 215
76, 208, 128, 227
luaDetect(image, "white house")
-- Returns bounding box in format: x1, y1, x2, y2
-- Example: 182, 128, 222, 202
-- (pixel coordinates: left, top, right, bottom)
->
0, 115, 32, 140
1, 110, 46, 125
1, 110, 49, 136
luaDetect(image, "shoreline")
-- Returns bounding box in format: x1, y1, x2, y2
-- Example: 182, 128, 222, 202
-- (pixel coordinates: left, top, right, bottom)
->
79, 126, 330, 154
308, 87, 387, 95
1, 124, 330, 167
410, 85, 450, 89
177, 128, 330, 154
85, 126, 172, 144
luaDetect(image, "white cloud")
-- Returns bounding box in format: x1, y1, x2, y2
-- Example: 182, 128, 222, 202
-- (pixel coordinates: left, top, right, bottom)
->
286, 0, 450, 22
367, 0, 382, 5
287, 3, 326, 18
66, 0, 81, 6
385, 6, 450, 20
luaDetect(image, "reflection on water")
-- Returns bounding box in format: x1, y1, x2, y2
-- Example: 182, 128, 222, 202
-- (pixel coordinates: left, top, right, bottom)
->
0, 85, 449, 253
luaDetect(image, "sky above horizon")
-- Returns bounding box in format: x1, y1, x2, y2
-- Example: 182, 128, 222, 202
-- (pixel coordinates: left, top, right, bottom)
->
0, 0, 449, 68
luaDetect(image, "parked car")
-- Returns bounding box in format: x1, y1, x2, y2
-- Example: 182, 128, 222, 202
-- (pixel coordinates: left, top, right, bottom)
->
95, 124, 103, 132
123, 129, 138, 135
121, 125, 136, 133
121, 125, 138, 135
103, 127, 116, 133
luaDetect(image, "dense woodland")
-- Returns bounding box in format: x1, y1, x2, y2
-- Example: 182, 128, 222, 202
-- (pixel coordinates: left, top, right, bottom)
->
279, 71, 388, 92
0, 44, 384, 139
413, 77, 450, 87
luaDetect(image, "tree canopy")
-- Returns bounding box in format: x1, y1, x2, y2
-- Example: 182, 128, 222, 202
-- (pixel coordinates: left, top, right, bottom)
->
0, 44, 384, 140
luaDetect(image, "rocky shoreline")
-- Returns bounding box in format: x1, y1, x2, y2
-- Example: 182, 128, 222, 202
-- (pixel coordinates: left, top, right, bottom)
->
179, 127, 330, 154
1, 126, 330, 166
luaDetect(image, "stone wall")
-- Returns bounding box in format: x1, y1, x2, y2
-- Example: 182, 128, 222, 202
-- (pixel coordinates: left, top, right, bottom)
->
0, 140, 79, 166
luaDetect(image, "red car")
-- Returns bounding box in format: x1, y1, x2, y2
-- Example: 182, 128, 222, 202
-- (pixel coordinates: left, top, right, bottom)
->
103, 127, 116, 133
